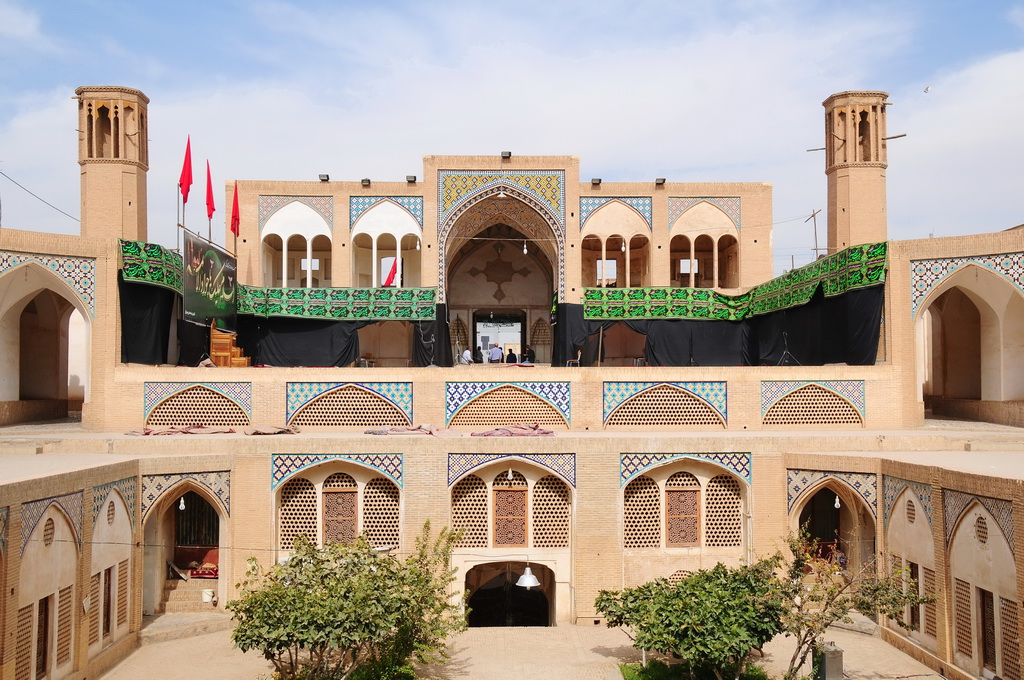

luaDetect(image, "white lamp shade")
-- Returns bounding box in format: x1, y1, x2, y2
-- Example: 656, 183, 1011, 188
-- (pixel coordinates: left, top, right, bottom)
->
516, 566, 541, 589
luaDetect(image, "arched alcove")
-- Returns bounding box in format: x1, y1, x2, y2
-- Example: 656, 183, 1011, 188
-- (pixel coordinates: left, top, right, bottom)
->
793, 482, 875, 572
465, 562, 554, 627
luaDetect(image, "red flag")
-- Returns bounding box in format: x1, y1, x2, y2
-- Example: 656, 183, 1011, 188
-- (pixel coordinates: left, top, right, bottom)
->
383, 257, 398, 286
179, 136, 193, 203
205, 160, 215, 220
230, 181, 240, 236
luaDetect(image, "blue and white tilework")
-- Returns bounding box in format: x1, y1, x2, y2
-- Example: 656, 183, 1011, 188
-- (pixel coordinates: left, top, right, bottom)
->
668, 197, 741, 230
144, 382, 252, 420
620, 453, 751, 486
272, 453, 404, 489
0, 507, 7, 556
0, 250, 96, 317
92, 477, 137, 528
259, 195, 334, 232
761, 381, 865, 417
579, 197, 653, 231
911, 251, 1024, 317
142, 472, 231, 520
286, 382, 412, 422
21, 491, 83, 553
604, 382, 727, 423
445, 382, 571, 425
882, 476, 933, 530
448, 454, 576, 487
943, 489, 1014, 553
350, 196, 424, 227
787, 470, 877, 517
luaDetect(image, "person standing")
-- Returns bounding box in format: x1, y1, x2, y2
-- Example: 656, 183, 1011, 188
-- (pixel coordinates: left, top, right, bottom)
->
473, 345, 483, 363
488, 343, 503, 363
461, 347, 472, 364
505, 347, 518, 364
524, 345, 536, 363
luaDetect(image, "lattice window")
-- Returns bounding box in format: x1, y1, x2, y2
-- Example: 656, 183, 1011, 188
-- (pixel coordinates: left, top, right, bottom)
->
493, 471, 527, 547
56, 586, 72, 665
668, 569, 692, 584
117, 559, 129, 627
923, 567, 937, 638
982, 588, 997, 671
449, 385, 565, 427
88, 573, 101, 645
290, 385, 410, 428
278, 477, 316, 550
323, 473, 357, 544
890, 553, 903, 573
43, 518, 54, 546
954, 578, 973, 657
608, 386, 724, 427
908, 562, 921, 630
906, 499, 916, 524
976, 515, 989, 545
533, 475, 570, 548
363, 478, 400, 549
705, 475, 742, 547
107, 500, 116, 525
1001, 597, 1021, 680
452, 475, 488, 548
530, 317, 551, 346
146, 385, 249, 427
763, 385, 862, 425
15, 605, 32, 680
665, 472, 699, 547
624, 476, 660, 548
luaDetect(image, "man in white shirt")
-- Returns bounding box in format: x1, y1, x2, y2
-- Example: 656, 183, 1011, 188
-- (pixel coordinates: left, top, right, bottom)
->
488, 343, 503, 363
461, 347, 472, 364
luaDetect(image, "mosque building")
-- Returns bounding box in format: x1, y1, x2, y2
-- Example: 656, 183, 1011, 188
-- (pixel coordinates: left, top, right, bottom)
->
1, 84, 1023, 680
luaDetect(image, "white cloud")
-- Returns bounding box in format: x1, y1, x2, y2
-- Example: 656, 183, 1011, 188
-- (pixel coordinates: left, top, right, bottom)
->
1008, 5, 1024, 31
0, 1, 58, 51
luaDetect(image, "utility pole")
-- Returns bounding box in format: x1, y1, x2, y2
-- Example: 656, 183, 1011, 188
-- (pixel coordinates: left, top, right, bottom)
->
805, 209, 825, 259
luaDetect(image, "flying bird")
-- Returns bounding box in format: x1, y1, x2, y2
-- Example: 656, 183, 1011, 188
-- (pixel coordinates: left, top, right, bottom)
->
923, 86, 932, 93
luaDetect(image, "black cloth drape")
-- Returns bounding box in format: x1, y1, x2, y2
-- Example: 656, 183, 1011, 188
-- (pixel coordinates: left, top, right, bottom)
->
118, 274, 176, 364
236, 316, 369, 367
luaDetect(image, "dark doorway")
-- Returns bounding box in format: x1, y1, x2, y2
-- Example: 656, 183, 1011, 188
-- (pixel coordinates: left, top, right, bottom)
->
466, 562, 553, 627
798, 488, 841, 560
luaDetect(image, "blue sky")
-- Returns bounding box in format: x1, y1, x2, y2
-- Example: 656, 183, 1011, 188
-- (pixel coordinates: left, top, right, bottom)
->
1, 0, 1022, 271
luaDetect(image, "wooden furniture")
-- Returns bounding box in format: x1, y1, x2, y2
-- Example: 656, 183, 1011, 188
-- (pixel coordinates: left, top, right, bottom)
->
209, 320, 250, 367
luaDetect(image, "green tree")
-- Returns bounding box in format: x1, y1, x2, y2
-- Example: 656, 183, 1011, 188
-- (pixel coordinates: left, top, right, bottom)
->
228, 522, 464, 680
596, 560, 785, 680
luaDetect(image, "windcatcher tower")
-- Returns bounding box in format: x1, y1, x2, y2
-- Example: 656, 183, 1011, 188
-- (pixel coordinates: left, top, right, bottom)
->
823, 91, 889, 252
75, 86, 149, 241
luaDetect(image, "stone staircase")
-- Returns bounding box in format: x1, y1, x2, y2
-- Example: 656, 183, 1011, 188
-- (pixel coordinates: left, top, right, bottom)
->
158, 578, 220, 614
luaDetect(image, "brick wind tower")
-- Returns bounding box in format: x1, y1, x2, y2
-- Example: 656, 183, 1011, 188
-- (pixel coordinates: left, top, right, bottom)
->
823, 91, 890, 251
75, 86, 149, 241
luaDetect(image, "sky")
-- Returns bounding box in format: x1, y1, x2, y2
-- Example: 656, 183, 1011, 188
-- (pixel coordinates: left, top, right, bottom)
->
1, 0, 1022, 273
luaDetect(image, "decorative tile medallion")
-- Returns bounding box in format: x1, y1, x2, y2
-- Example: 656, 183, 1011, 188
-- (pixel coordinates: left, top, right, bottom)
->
0, 250, 96, 317
911, 251, 1024, 317
787, 469, 877, 516
142, 472, 231, 520
21, 491, 84, 553
287, 382, 413, 422
259, 195, 334, 232
350, 196, 424, 227
943, 489, 1014, 553
668, 197, 741, 229
445, 382, 571, 424
579, 197, 653, 231
0, 507, 7, 556
620, 453, 751, 486
761, 381, 865, 417
272, 453, 404, 489
92, 477, 138, 528
144, 382, 252, 420
882, 476, 933, 530
448, 454, 576, 487
603, 382, 727, 423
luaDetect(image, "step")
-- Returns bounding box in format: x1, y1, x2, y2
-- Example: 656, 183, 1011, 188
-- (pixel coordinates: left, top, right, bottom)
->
163, 578, 219, 592
140, 612, 233, 645
162, 600, 222, 614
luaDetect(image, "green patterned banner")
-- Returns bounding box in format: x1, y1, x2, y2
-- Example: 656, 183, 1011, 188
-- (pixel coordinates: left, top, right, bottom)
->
237, 285, 437, 321
119, 240, 183, 293
583, 241, 887, 321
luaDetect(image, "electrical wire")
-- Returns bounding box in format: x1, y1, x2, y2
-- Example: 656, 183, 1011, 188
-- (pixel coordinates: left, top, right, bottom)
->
0, 171, 80, 224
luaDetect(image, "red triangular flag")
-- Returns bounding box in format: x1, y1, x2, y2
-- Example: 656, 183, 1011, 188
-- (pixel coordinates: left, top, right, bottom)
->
205, 160, 215, 220
383, 257, 398, 286
179, 136, 192, 203
230, 181, 240, 236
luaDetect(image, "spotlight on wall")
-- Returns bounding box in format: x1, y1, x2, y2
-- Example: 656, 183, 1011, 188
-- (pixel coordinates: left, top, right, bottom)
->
500, 151, 512, 159
361, 178, 371, 187
406, 175, 417, 183
591, 178, 602, 185
318, 174, 329, 182
655, 177, 666, 185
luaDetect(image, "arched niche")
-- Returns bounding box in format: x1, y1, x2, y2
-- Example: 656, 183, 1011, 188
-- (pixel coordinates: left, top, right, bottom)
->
351, 201, 423, 289
792, 481, 875, 573
261, 201, 332, 288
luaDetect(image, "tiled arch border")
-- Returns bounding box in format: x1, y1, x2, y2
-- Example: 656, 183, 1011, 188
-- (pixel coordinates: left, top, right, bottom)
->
911, 251, 1024, 318
943, 489, 1014, 553
92, 477, 138, 529
603, 381, 727, 424
882, 475, 933, 530
620, 453, 751, 487
143, 382, 252, 421
668, 197, 741, 230
258, 195, 334, 232
445, 382, 570, 426
787, 469, 876, 518
350, 196, 424, 228
448, 453, 576, 488
760, 380, 865, 418
579, 197, 653, 231
141, 472, 231, 522
272, 453, 404, 490
21, 491, 84, 553
0, 251, 96, 317
286, 382, 412, 423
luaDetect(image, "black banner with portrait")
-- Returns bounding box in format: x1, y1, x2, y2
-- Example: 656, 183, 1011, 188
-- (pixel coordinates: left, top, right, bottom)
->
183, 230, 237, 331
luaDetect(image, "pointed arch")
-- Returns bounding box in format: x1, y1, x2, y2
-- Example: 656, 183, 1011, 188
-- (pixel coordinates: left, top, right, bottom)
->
448, 384, 567, 427
606, 384, 725, 427
288, 384, 411, 428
